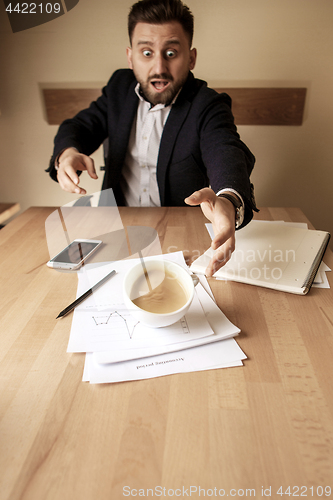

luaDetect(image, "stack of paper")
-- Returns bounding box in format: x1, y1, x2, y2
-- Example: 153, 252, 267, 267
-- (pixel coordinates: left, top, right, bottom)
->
67, 252, 246, 384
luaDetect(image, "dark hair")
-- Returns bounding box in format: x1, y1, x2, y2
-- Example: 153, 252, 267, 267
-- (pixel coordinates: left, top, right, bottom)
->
128, 0, 194, 46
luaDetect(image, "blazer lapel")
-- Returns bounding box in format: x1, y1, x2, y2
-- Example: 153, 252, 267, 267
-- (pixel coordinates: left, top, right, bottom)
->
105, 80, 138, 194
113, 82, 138, 165
156, 73, 199, 205
157, 99, 191, 205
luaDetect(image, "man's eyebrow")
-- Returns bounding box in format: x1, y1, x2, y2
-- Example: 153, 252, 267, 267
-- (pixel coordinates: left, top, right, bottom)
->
136, 39, 181, 47
137, 40, 153, 46
165, 39, 181, 46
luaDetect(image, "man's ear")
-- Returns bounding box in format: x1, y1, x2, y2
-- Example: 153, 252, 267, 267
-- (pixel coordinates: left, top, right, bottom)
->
189, 47, 197, 71
126, 47, 133, 69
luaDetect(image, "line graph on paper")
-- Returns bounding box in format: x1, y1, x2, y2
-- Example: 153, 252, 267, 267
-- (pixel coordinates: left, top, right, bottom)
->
82, 304, 190, 343
91, 310, 139, 339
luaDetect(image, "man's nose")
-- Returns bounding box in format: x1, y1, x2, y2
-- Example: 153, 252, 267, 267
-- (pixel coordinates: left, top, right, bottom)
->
153, 53, 168, 75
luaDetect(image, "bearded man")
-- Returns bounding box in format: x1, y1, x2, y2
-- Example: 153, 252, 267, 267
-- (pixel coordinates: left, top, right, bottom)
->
47, 0, 257, 275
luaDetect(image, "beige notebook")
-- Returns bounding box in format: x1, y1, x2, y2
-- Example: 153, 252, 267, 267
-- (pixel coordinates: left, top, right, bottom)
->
190, 221, 330, 294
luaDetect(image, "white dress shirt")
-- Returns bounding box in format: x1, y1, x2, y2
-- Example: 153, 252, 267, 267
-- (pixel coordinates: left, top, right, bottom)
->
120, 84, 173, 207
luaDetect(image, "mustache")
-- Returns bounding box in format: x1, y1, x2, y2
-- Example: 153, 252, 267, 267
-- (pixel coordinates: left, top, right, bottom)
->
148, 73, 174, 82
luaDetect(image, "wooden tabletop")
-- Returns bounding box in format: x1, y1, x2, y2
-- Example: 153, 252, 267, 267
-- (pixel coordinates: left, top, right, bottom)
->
0, 202, 20, 225
0, 206, 332, 499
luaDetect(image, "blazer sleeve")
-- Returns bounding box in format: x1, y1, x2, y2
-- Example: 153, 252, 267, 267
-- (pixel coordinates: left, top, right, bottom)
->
45, 70, 133, 181
198, 91, 258, 226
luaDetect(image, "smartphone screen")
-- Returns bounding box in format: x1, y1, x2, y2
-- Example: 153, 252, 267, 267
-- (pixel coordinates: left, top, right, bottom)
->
49, 240, 101, 267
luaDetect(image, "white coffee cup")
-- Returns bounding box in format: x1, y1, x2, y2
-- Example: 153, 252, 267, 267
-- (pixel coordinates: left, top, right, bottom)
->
123, 259, 195, 328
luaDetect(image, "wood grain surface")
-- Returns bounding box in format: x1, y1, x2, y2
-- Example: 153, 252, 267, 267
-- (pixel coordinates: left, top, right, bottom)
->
0, 207, 332, 500
42, 87, 306, 126
0, 202, 20, 225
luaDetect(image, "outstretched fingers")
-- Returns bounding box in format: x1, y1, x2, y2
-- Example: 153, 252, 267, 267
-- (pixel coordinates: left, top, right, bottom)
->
206, 229, 235, 277
57, 150, 98, 195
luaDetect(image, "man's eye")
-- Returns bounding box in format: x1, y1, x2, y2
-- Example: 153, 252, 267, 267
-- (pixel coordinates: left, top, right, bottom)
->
143, 50, 152, 57
166, 50, 176, 58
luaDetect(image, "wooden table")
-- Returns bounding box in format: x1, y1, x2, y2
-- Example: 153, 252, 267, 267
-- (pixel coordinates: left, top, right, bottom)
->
0, 202, 20, 225
1, 207, 332, 500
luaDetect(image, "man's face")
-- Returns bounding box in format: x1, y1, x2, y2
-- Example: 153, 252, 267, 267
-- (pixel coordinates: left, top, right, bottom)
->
127, 21, 197, 106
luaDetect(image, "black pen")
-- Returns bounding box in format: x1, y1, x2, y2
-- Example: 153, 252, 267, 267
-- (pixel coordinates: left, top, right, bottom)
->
56, 269, 116, 319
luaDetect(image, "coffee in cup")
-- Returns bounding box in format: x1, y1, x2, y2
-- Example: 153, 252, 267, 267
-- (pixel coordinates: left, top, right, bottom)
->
123, 259, 195, 328
131, 268, 188, 314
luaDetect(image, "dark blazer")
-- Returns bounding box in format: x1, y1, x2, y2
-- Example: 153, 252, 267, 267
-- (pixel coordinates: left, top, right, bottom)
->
47, 69, 257, 226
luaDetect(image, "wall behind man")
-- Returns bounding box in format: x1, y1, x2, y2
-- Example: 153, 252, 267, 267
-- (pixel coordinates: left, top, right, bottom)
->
0, 0, 332, 240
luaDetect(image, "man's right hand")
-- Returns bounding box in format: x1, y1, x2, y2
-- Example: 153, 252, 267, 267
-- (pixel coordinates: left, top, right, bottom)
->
56, 148, 98, 195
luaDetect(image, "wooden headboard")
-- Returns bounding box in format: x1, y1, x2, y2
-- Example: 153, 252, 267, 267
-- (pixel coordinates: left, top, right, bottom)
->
43, 87, 306, 126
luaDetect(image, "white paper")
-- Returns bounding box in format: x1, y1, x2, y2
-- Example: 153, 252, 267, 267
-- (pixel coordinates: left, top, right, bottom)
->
94, 278, 240, 363
205, 220, 309, 240
66, 250, 245, 384
83, 337, 246, 384
313, 262, 331, 288
67, 252, 215, 353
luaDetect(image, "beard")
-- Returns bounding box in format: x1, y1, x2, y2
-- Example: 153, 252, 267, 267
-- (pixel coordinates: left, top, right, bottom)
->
136, 72, 188, 106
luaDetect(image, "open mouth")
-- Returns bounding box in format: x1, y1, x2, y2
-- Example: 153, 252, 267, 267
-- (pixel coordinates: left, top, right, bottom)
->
150, 80, 170, 92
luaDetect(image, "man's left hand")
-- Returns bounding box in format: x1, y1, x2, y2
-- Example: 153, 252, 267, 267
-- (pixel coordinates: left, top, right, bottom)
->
185, 187, 236, 277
